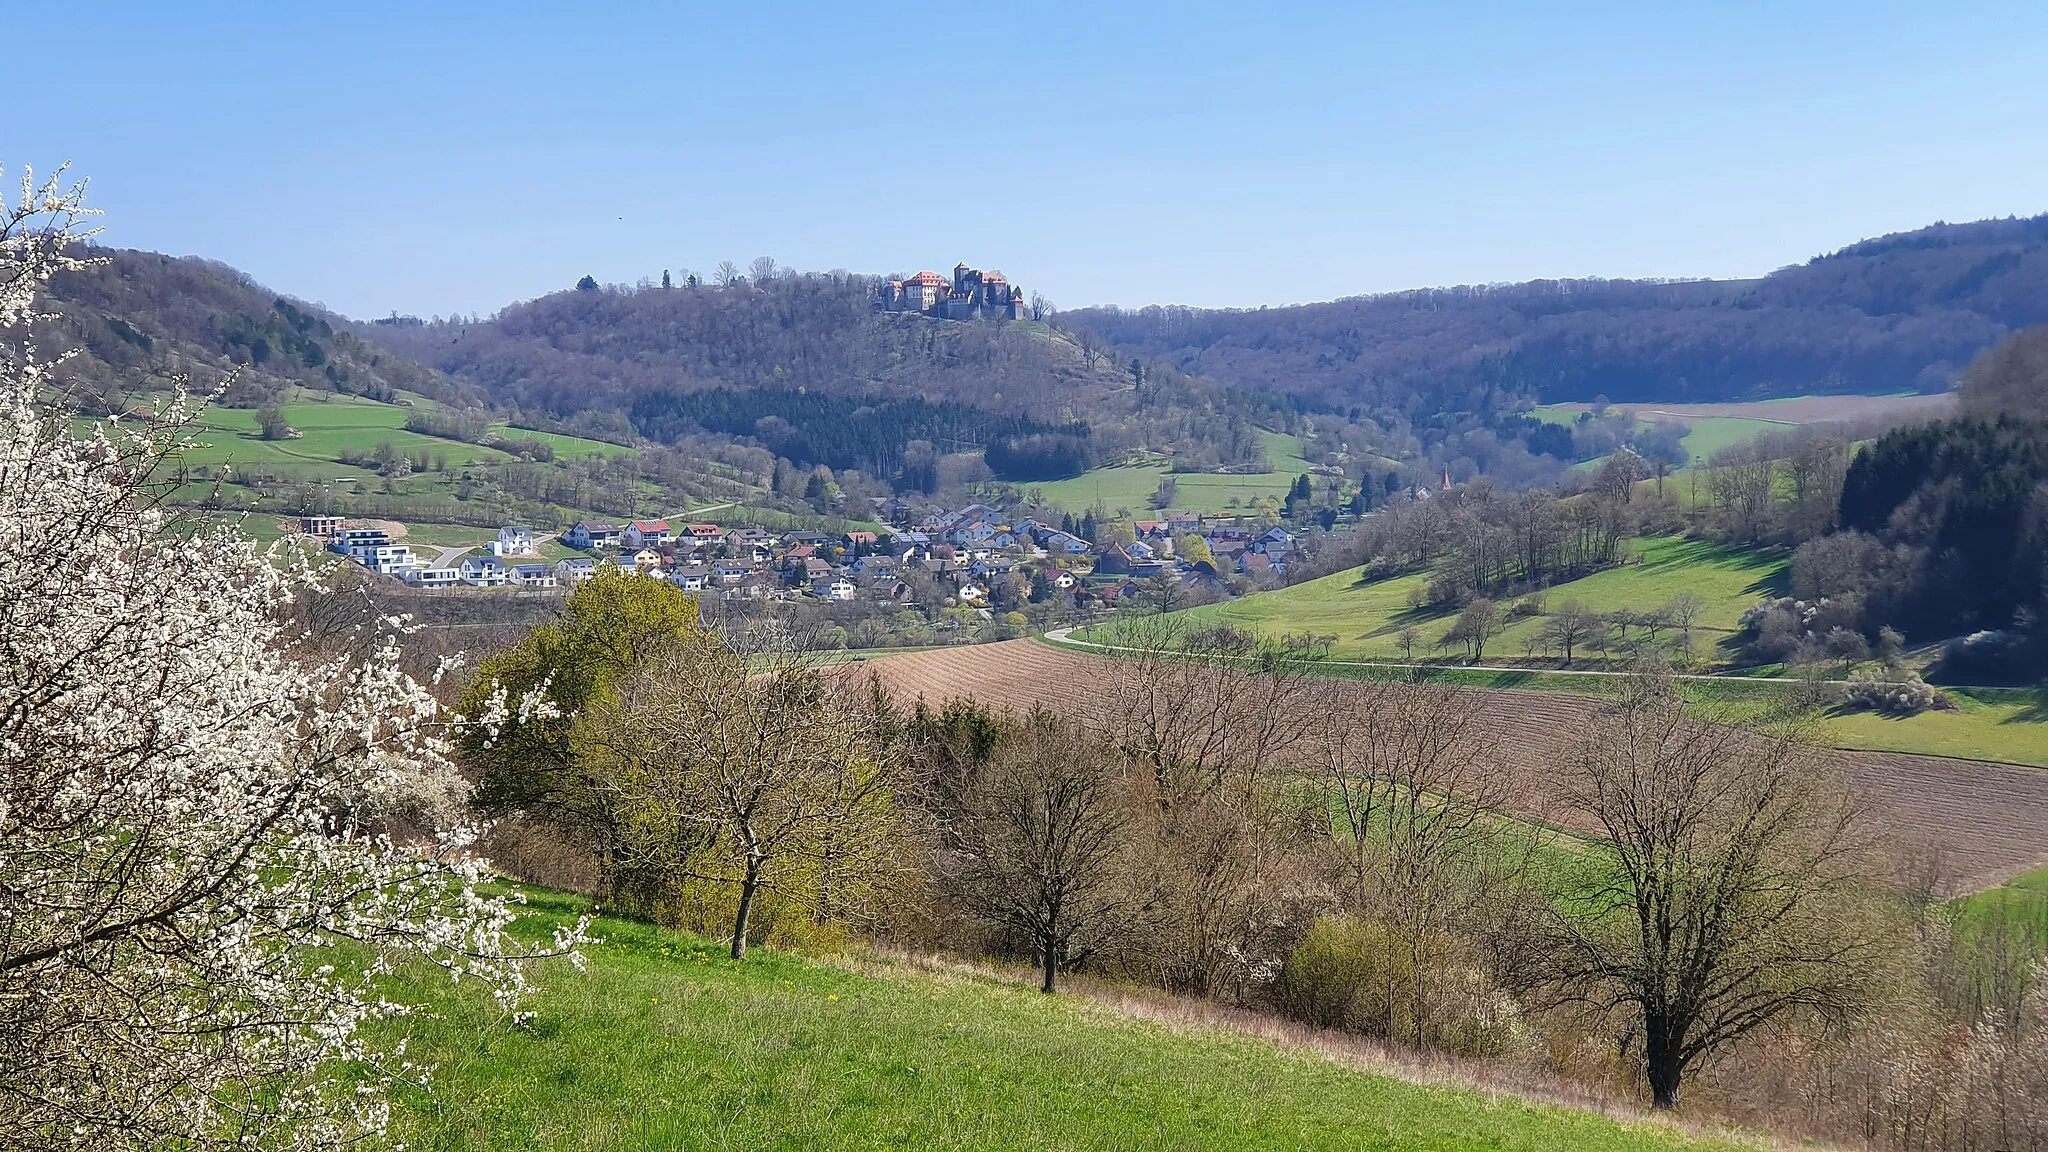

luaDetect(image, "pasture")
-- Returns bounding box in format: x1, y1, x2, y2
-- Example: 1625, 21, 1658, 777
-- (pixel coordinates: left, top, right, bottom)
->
1027, 430, 1318, 517
155, 393, 626, 483
1143, 535, 1786, 667
378, 889, 1750, 1152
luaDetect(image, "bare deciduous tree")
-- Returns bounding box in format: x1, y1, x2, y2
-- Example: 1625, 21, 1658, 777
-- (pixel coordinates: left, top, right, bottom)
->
1534, 675, 1891, 1109
1304, 679, 1532, 1046
935, 708, 1144, 993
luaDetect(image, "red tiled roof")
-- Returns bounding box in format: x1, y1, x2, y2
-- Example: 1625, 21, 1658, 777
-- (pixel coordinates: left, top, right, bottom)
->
631, 519, 670, 532
905, 271, 948, 286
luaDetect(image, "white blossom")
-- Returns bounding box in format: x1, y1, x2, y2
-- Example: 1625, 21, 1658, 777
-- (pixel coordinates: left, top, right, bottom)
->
0, 167, 584, 1150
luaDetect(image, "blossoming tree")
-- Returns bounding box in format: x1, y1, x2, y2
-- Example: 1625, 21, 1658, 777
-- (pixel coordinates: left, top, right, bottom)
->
0, 166, 581, 1149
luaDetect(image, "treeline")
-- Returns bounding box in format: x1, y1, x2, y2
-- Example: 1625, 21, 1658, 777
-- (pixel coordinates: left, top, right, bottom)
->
35, 248, 478, 412
627, 386, 1085, 481
1719, 325, 2048, 681
456, 589, 2048, 1140
1066, 214, 2048, 417
1306, 452, 1651, 603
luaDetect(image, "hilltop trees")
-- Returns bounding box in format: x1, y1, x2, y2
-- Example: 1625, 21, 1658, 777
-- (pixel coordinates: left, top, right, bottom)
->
0, 167, 575, 1150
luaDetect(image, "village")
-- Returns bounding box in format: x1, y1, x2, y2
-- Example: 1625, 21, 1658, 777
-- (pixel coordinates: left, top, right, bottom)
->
296, 503, 1302, 615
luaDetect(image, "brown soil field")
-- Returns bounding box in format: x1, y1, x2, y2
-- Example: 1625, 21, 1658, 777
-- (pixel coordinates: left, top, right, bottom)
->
855, 639, 2048, 893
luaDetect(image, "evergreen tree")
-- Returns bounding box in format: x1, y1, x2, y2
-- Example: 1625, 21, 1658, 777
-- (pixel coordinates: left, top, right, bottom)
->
661, 269, 672, 290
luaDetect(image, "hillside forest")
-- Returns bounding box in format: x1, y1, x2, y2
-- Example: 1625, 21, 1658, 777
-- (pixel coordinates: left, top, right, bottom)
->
32, 213, 2045, 523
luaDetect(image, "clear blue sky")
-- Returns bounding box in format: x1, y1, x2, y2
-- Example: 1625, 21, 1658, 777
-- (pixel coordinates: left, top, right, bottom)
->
17, 1, 2046, 320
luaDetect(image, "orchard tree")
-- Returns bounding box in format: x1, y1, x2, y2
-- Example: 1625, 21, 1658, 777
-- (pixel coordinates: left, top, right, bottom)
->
0, 166, 580, 1150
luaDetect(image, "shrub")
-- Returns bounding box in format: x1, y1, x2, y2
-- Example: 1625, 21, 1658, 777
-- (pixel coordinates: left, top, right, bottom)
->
1844, 672, 1957, 715
1274, 915, 1522, 1058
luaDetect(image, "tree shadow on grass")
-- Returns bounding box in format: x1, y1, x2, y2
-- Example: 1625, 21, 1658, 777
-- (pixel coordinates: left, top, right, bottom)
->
2000, 685, 2048, 725
1743, 566, 1793, 598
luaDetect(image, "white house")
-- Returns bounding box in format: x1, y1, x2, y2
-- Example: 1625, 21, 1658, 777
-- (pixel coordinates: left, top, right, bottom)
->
564, 521, 621, 550
956, 581, 988, 605
493, 526, 536, 556
624, 519, 672, 548
402, 565, 460, 589
819, 578, 857, 602
556, 556, 598, 582
350, 543, 415, 574
510, 563, 557, 587
459, 555, 509, 588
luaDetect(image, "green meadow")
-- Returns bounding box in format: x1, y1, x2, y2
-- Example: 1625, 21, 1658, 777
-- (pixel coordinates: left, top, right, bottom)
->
1530, 404, 1787, 471
375, 890, 1753, 1152
1152, 536, 1785, 665
1029, 430, 1319, 517
1069, 535, 2048, 765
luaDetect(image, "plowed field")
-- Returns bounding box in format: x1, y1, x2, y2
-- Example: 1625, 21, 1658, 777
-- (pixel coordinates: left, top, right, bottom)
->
856, 640, 2048, 893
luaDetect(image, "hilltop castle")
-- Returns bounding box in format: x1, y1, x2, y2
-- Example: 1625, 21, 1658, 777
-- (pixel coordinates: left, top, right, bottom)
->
874, 262, 1028, 321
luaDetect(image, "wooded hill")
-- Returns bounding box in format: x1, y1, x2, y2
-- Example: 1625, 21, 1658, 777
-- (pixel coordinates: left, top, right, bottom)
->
357, 272, 1296, 473
1065, 214, 2048, 419
34, 248, 479, 413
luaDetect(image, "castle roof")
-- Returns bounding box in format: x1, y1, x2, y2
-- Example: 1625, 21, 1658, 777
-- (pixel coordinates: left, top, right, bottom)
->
906, 270, 948, 287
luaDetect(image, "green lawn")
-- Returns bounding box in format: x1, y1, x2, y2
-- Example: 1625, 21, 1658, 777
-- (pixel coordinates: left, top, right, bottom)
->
1141, 536, 1785, 667
489, 423, 634, 461
1531, 405, 1787, 473
377, 890, 1750, 1151
1820, 686, 2048, 768
1029, 430, 1319, 517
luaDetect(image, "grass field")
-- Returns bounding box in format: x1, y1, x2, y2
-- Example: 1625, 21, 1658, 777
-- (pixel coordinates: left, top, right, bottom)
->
1064, 536, 2048, 765
133, 394, 627, 485
1029, 430, 1318, 517
1821, 686, 2048, 768
1532, 405, 1787, 472
1144, 536, 1786, 666
377, 889, 1749, 1151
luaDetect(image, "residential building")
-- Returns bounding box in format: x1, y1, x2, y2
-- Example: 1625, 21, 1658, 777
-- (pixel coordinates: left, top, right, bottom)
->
401, 565, 460, 589
564, 521, 621, 550
494, 525, 535, 556
624, 519, 673, 548
459, 555, 509, 587
555, 556, 598, 582
298, 514, 345, 538
510, 563, 557, 587
330, 527, 389, 554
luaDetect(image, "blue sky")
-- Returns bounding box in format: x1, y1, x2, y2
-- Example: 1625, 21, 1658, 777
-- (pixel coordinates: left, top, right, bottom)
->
17, 1, 2046, 319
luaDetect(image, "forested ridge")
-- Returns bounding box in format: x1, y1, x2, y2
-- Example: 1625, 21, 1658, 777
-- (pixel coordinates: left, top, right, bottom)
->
35, 247, 477, 412
1066, 214, 2048, 417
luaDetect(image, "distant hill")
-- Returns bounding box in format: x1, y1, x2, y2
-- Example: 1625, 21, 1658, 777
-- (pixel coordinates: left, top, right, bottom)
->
355, 275, 1295, 474
358, 275, 1127, 422
1064, 214, 2048, 416
34, 248, 477, 413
